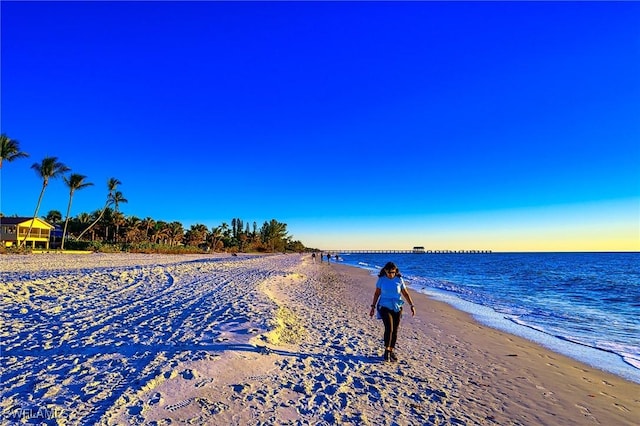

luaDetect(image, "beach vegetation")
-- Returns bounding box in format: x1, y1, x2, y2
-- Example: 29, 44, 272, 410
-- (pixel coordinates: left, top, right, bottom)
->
0, 133, 29, 168
1, 244, 32, 254
6, 204, 308, 254
184, 223, 208, 247
165, 221, 185, 246
0, 134, 29, 253
4, 211, 307, 254
61, 174, 93, 250
21, 157, 70, 247
4, 209, 309, 253
1, 139, 310, 254
44, 210, 63, 225
75, 178, 122, 241
260, 219, 289, 252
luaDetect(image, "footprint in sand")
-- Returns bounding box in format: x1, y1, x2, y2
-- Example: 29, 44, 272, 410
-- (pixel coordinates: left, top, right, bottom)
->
614, 402, 630, 413
181, 369, 197, 380
576, 403, 596, 420
351, 377, 366, 390
165, 398, 194, 412
128, 403, 144, 415
335, 360, 349, 374
231, 383, 251, 394
195, 378, 214, 388
196, 397, 228, 414
149, 392, 163, 406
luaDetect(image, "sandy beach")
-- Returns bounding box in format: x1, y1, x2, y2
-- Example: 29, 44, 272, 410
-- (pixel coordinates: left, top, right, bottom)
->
1, 253, 638, 425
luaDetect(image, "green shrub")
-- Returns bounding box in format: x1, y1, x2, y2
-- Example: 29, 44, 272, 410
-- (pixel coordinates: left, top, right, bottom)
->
64, 240, 98, 251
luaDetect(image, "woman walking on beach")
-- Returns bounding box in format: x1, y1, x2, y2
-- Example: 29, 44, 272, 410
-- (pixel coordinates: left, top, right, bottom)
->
369, 262, 415, 362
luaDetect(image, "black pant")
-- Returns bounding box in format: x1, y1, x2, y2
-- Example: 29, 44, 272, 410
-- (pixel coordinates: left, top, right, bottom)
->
378, 306, 401, 349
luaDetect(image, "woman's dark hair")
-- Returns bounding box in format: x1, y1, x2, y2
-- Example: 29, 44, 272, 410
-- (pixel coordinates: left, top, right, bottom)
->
378, 261, 401, 277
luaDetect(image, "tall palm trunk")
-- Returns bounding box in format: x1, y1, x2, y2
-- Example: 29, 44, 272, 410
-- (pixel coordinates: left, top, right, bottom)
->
61, 195, 73, 250
61, 174, 92, 250
76, 203, 108, 241
21, 184, 46, 248
76, 177, 121, 241
22, 157, 69, 248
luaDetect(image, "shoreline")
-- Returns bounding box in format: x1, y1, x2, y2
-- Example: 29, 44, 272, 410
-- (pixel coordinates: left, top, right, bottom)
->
337, 253, 640, 385
2, 253, 638, 424
406, 279, 640, 384
329, 261, 640, 424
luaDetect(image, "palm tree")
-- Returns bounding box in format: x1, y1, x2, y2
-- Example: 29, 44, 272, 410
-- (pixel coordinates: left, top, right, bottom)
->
261, 219, 289, 252
96, 207, 114, 241
219, 222, 231, 247
70, 212, 92, 236
185, 223, 208, 247
110, 191, 128, 240
111, 211, 126, 243
0, 134, 29, 233
166, 221, 184, 246
76, 177, 121, 240
44, 210, 63, 225
111, 190, 128, 212
0, 133, 29, 168
141, 217, 156, 241
61, 174, 93, 249
124, 216, 143, 243
21, 157, 70, 247
150, 221, 169, 245
209, 226, 223, 251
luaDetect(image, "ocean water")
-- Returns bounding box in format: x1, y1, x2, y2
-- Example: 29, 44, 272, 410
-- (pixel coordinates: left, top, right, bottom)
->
336, 252, 640, 384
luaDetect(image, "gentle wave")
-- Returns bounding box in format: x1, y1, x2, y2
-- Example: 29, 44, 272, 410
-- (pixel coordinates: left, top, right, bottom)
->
340, 252, 640, 383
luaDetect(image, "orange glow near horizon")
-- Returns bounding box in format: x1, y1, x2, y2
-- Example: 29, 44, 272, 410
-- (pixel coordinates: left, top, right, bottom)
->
296, 199, 640, 252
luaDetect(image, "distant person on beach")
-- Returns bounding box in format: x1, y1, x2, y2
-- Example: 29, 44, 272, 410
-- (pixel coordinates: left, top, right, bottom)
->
326, 253, 331, 263
311, 252, 316, 263
369, 262, 415, 362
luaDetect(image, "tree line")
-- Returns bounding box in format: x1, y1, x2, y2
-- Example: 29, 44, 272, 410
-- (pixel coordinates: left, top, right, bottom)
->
0, 134, 307, 253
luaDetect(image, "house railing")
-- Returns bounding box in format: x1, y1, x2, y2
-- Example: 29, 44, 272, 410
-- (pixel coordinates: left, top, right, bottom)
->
17, 229, 51, 239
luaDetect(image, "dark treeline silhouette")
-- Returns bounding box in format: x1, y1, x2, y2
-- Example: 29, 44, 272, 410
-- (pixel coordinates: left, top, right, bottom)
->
0, 133, 307, 253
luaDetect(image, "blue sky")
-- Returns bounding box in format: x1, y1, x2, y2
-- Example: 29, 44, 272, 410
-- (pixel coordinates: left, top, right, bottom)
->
1, 1, 639, 251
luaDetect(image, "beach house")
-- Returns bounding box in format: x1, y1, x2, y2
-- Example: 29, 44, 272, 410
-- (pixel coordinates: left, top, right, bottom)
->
0, 217, 55, 249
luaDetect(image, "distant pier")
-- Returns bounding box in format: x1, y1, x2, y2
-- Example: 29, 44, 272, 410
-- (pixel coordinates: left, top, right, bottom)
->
326, 249, 493, 254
